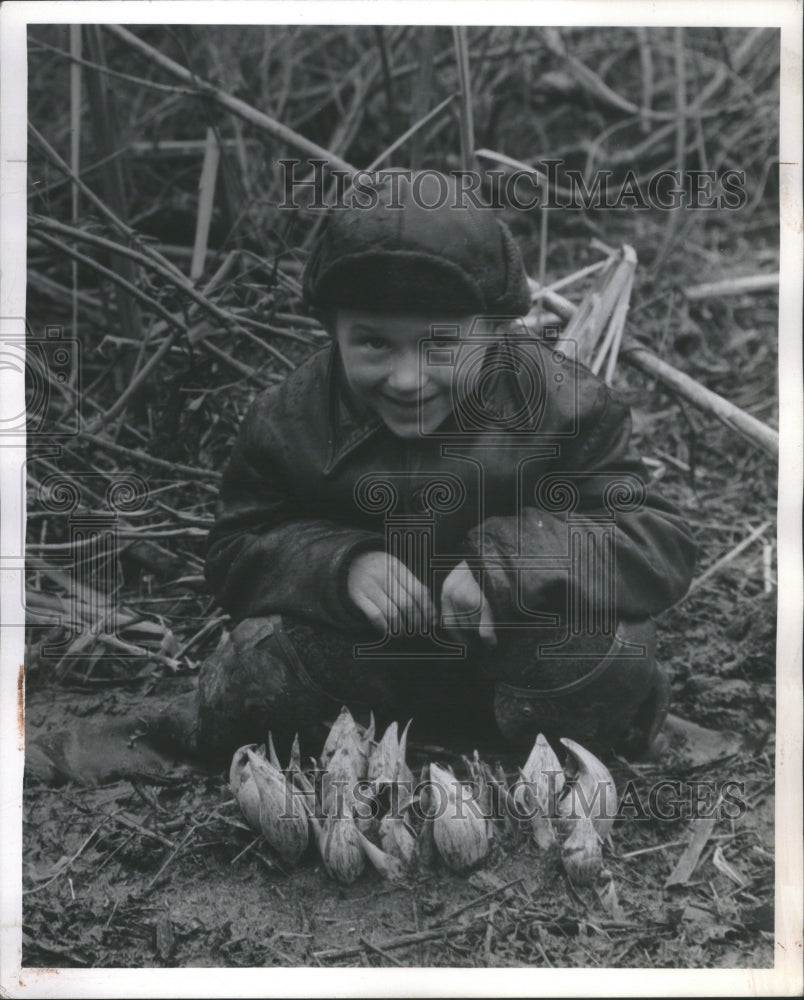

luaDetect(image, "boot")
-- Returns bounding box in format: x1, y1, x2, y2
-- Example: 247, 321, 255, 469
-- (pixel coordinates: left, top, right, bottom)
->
195, 615, 415, 763
492, 619, 665, 757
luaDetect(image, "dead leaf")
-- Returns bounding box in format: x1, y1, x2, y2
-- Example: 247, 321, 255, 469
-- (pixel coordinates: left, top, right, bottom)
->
595, 870, 625, 921
155, 913, 175, 960
711, 845, 746, 886
665, 815, 717, 887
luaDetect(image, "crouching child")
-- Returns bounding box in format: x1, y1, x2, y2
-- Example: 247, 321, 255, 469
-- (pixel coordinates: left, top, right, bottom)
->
195, 170, 696, 763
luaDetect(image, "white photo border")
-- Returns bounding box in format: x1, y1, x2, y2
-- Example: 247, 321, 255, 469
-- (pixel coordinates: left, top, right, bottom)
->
1, 2, 801, 997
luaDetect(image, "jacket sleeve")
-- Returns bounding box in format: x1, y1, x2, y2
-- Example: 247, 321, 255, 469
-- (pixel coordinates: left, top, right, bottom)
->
463, 375, 697, 624
205, 393, 383, 627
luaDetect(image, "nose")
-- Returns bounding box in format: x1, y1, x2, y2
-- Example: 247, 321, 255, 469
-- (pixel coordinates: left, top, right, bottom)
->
386, 352, 423, 394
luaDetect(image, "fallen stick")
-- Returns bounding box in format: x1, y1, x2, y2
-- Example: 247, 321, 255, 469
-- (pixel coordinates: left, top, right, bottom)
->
526, 280, 578, 323
685, 273, 779, 300
436, 876, 524, 924
365, 92, 457, 171
146, 824, 198, 891
190, 127, 220, 282
686, 521, 772, 595
81, 432, 221, 483
526, 279, 779, 457
620, 838, 689, 859
113, 810, 177, 850
762, 539, 774, 593
359, 936, 405, 967
621, 345, 779, 456
314, 878, 524, 963
314, 923, 476, 962
23, 818, 111, 895
533, 258, 611, 298
128, 138, 258, 156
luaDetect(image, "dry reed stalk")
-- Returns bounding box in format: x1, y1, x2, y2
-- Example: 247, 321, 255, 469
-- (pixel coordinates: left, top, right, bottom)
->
622, 347, 779, 456
410, 27, 437, 168
28, 122, 189, 286
475, 147, 573, 202
673, 28, 687, 180
664, 810, 719, 888
686, 522, 773, 596
83, 27, 143, 363
29, 216, 292, 372
29, 228, 184, 333
69, 25, 82, 349
538, 207, 549, 290
692, 28, 769, 109
762, 540, 774, 593
26, 563, 175, 661
28, 228, 271, 432
366, 94, 458, 171
231, 118, 255, 205
373, 26, 397, 137
82, 433, 220, 483
190, 127, 221, 282
685, 274, 780, 300
542, 26, 769, 123
452, 26, 475, 172
88, 250, 243, 434
560, 249, 636, 364
693, 102, 710, 176
603, 267, 635, 385
28, 269, 105, 316
529, 259, 612, 302
325, 73, 370, 161
635, 26, 653, 134
29, 33, 204, 97
541, 27, 641, 118
127, 138, 254, 157
105, 25, 356, 174
590, 248, 637, 384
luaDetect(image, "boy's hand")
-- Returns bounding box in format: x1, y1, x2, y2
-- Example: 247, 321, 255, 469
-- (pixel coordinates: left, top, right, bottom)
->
440, 560, 497, 648
348, 552, 435, 635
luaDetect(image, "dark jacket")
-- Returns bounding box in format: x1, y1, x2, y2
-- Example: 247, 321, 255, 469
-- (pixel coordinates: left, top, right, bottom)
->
206, 339, 696, 630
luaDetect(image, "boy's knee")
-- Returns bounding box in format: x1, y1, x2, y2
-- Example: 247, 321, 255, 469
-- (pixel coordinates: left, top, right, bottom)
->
196, 615, 400, 761
491, 619, 668, 756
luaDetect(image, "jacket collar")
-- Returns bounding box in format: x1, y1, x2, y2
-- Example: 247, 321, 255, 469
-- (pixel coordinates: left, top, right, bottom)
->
323, 346, 384, 476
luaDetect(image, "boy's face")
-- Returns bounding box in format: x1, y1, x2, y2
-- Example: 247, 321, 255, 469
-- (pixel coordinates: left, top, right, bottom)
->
334, 308, 482, 438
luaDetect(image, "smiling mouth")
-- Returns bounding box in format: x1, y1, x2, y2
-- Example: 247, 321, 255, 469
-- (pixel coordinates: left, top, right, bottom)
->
381, 394, 438, 408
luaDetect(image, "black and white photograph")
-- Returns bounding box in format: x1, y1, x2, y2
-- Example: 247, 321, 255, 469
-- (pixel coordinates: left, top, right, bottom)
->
1, 1, 801, 995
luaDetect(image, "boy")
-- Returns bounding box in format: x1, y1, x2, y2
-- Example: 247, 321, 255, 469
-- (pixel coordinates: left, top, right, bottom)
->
196, 170, 696, 762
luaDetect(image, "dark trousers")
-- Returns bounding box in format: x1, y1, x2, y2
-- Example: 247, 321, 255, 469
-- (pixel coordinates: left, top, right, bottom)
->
197, 615, 668, 762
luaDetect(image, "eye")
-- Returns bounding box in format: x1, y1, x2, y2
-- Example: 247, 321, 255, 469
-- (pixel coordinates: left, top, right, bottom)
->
359, 336, 388, 351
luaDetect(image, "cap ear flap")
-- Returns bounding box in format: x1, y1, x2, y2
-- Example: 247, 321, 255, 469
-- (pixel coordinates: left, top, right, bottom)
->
301, 214, 335, 308
312, 306, 337, 336
497, 221, 533, 317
